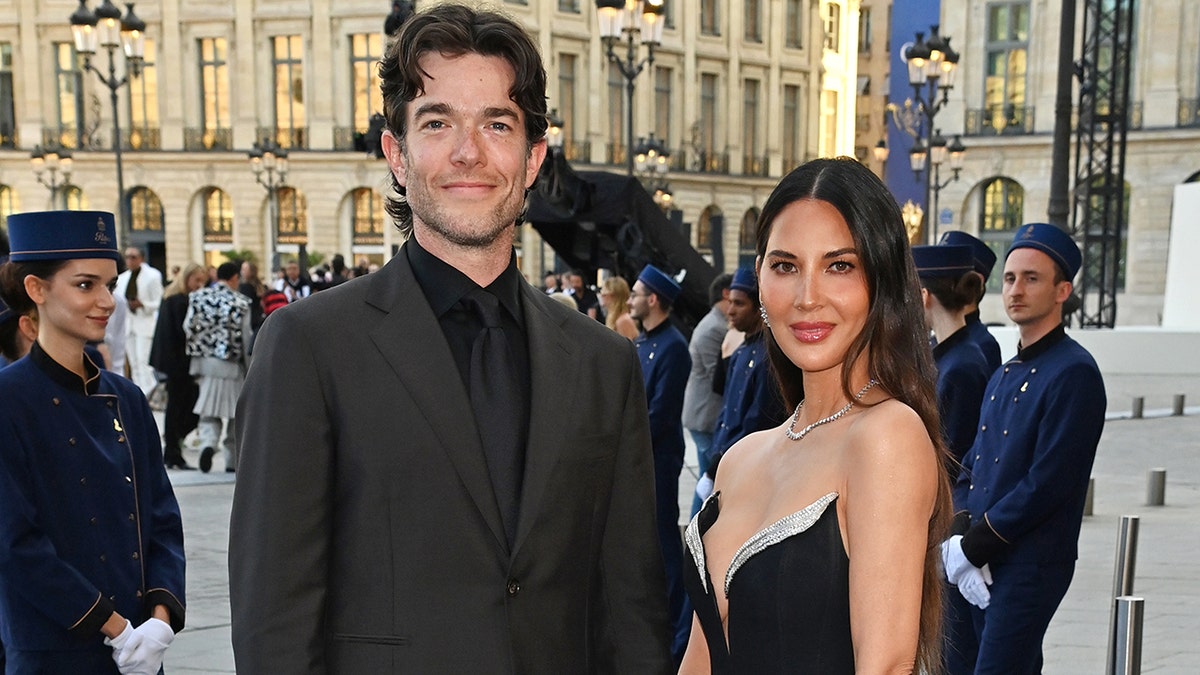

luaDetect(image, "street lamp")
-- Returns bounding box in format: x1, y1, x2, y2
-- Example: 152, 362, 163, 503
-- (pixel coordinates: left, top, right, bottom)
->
248, 139, 289, 273
547, 108, 565, 153
633, 133, 672, 211
886, 25, 966, 244
69, 0, 145, 249
30, 145, 74, 209
594, 0, 666, 175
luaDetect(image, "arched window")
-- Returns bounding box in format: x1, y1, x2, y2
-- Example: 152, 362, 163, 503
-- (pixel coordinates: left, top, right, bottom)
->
738, 207, 760, 268
697, 204, 723, 254
62, 185, 86, 211
277, 186, 307, 245
976, 177, 1024, 291
0, 185, 18, 228
128, 187, 164, 233
202, 187, 233, 243
351, 187, 383, 246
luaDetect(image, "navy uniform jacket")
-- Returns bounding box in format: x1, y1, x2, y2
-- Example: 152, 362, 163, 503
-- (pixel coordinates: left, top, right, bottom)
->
0, 344, 185, 660
933, 326, 991, 465
965, 311, 1002, 373
635, 321, 691, 461
951, 325, 1105, 567
706, 331, 787, 474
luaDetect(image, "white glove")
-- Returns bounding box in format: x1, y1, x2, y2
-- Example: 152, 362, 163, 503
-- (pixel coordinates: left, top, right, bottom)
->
957, 563, 994, 609
111, 617, 175, 675
940, 535, 975, 585
694, 473, 715, 502
104, 620, 134, 652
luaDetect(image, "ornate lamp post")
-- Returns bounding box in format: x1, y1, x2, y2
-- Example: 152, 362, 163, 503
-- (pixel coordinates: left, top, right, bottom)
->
633, 133, 672, 211
69, 0, 145, 248
248, 140, 289, 274
885, 25, 967, 244
594, 0, 666, 175
30, 146, 74, 209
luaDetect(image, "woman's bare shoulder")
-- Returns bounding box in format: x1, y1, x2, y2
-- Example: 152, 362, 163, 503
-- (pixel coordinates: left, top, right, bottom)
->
843, 399, 936, 470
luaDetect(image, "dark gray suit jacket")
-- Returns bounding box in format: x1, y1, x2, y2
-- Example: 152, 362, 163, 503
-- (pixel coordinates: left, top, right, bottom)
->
229, 248, 670, 673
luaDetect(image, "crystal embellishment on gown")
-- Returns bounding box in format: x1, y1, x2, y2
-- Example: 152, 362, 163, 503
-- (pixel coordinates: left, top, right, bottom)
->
724, 492, 839, 596
685, 491, 840, 596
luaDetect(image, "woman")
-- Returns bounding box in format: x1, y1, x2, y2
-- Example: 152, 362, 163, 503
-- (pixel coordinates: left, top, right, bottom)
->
679, 158, 951, 674
912, 244, 991, 466
238, 261, 266, 334
150, 261, 208, 470
0, 211, 186, 673
599, 275, 639, 340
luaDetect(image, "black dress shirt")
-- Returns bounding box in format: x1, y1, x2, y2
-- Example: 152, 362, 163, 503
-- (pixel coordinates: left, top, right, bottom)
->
405, 237, 532, 446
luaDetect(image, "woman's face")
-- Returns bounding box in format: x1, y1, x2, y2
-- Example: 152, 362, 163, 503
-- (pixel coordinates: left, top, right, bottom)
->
28, 258, 119, 347
186, 270, 208, 292
758, 198, 870, 377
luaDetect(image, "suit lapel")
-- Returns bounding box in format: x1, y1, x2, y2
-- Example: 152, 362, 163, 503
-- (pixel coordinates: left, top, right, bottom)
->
365, 250, 508, 551
512, 284, 582, 555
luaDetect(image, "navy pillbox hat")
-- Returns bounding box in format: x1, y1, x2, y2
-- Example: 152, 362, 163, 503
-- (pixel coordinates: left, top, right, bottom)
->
939, 230, 997, 279
912, 244, 975, 279
6, 211, 121, 263
637, 264, 682, 303
1007, 222, 1082, 280
730, 267, 757, 295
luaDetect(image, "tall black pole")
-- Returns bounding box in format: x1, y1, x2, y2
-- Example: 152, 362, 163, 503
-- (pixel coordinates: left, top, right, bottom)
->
1047, 0, 1077, 231
105, 43, 128, 248
626, 76, 636, 175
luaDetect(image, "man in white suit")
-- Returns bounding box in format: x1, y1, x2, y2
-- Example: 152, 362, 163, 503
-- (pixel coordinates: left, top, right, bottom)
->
114, 246, 163, 393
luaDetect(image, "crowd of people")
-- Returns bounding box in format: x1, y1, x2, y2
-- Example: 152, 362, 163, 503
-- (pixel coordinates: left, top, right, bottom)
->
0, 3, 1106, 674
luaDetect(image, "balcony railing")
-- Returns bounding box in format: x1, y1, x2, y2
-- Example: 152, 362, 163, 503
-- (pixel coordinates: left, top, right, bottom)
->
605, 142, 627, 167
124, 127, 161, 150
333, 126, 368, 151
43, 127, 82, 149
694, 150, 729, 174
184, 127, 232, 151
1073, 101, 1145, 130
965, 105, 1036, 136
562, 139, 590, 163
0, 123, 14, 149
257, 126, 308, 150
743, 154, 770, 177
1179, 99, 1200, 128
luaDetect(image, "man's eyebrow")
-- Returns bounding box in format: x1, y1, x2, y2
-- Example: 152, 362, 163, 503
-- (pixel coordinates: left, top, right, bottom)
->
412, 102, 454, 119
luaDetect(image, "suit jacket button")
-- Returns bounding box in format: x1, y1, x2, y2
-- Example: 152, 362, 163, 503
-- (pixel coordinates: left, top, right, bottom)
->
506, 579, 521, 597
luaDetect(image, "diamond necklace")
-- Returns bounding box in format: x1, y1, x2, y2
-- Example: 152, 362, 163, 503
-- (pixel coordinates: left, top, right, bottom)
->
784, 379, 878, 442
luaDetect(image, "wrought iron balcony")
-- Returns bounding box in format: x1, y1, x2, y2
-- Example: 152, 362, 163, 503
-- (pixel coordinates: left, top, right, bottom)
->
964, 105, 1035, 135
1179, 99, 1200, 128
184, 127, 232, 151
124, 127, 161, 150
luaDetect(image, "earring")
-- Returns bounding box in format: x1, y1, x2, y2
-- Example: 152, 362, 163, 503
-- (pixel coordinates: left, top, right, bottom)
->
759, 306, 771, 328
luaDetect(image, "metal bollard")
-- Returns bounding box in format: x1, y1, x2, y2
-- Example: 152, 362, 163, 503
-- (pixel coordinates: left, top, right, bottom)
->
1111, 596, 1144, 675
1106, 516, 1140, 675
1084, 477, 1095, 516
1172, 394, 1185, 416
1131, 396, 1144, 419
1147, 468, 1166, 506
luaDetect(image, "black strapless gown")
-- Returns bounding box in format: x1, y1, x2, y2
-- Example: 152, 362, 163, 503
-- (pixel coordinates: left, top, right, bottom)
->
683, 491, 854, 674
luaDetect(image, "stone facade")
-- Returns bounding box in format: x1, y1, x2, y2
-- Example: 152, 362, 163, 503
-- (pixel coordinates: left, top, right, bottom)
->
0, 0, 860, 282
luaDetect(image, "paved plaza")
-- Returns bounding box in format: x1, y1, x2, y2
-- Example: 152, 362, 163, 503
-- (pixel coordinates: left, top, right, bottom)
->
161, 373, 1200, 673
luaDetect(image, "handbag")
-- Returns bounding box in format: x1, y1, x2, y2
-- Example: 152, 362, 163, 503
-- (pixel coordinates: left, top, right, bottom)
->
147, 381, 169, 412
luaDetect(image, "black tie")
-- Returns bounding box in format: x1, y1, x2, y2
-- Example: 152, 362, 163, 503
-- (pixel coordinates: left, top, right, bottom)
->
464, 289, 523, 545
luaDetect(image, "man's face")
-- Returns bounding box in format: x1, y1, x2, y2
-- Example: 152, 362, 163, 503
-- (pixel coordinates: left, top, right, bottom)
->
381, 51, 547, 250
569, 274, 584, 292
726, 288, 761, 333
628, 281, 653, 321
285, 262, 300, 281
1002, 248, 1070, 328
124, 248, 143, 271
544, 273, 557, 290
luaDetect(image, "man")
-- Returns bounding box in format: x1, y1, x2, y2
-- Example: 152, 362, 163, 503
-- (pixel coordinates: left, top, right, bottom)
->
273, 260, 311, 302
940, 230, 1002, 372
565, 269, 600, 320
229, 5, 670, 673
184, 262, 251, 474
681, 272, 732, 516
627, 264, 691, 667
942, 223, 1106, 674
696, 267, 787, 496
113, 246, 163, 393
